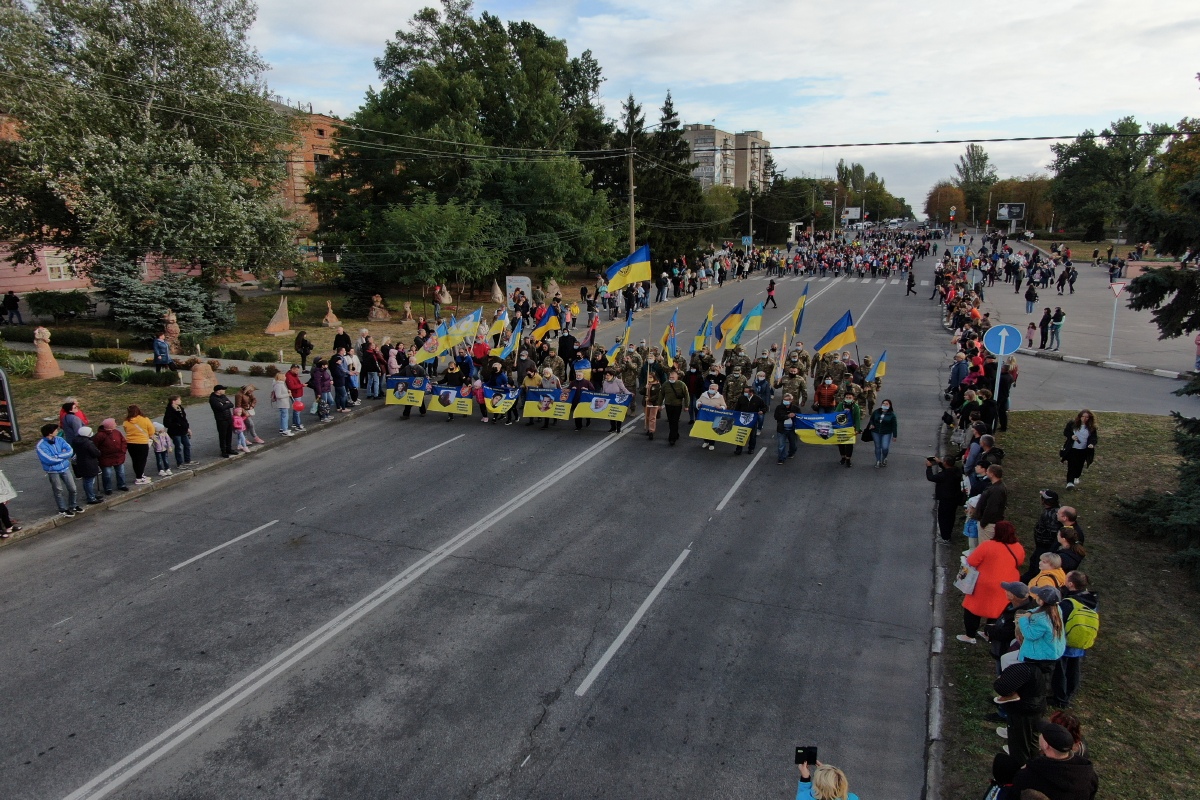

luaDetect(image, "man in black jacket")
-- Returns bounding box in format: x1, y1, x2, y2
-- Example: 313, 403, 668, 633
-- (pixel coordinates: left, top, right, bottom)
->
976, 464, 1008, 542
926, 456, 964, 544
1010, 721, 1099, 799
993, 657, 1051, 767
209, 386, 235, 458
732, 385, 766, 456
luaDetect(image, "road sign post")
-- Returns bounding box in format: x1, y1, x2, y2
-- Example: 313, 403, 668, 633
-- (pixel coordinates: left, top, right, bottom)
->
741, 235, 753, 247
982, 323, 1022, 405
1108, 283, 1126, 359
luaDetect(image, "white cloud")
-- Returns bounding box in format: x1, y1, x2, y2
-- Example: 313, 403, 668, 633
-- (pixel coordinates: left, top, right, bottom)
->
250, 0, 1199, 204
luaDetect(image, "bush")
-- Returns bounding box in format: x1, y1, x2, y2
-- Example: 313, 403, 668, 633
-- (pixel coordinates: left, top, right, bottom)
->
225, 348, 251, 361
2, 326, 35, 343
128, 369, 178, 386
180, 357, 201, 369
179, 332, 205, 355
90, 334, 120, 348
25, 290, 92, 319
263, 364, 280, 377
289, 297, 308, 317
247, 364, 265, 376
206, 346, 224, 359
207, 359, 221, 371
92, 258, 237, 339
98, 365, 134, 383
88, 348, 131, 364
52, 329, 95, 348
0, 351, 36, 377
224, 365, 240, 374
251, 350, 276, 362
539, 265, 570, 288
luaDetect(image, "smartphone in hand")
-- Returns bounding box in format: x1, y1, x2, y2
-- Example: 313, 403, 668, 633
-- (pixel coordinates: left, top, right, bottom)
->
795, 746, 818, 765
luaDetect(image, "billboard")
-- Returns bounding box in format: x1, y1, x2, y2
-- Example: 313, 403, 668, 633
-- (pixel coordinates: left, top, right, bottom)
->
996, 203, 1025, 222
841, 207, 861, 220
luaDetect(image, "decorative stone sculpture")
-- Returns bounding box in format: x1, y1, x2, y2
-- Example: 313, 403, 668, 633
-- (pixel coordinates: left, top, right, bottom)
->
32, 326, 64, 379
367, 293, 391, 322
490, 279, 504, 305
545, 278, 562, 299
322, 299, 340, 327
161, 309, 181, 352
402, 301, 414, 321
190, 362, 216, 397
264, 296, 291, 335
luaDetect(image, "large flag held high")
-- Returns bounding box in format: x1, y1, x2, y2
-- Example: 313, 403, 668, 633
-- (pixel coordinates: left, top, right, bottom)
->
607, 319, 631, 362
659, 309, 678, 362
715, 300, 744, 346
865, 350, 887, 382
791, 283, 810, 336
490, 319, 523, 358
814, 311, 857, 355
729, 300, 764, 346
604, 245, 652, 293
691, 305, 714, 355
531, 306, 561, 340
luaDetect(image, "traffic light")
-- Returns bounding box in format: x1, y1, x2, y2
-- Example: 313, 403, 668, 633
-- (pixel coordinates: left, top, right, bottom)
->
950, 214, 955, 221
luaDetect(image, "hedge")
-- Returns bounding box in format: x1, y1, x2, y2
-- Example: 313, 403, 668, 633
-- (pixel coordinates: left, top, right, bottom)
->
251, 350, 277, 362
224, 348, 251, 360
88, 348, 131, 364
127, 369, 178, 386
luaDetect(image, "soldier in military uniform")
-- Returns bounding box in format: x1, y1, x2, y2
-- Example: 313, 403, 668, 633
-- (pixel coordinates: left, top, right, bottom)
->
787, 345, 811, 379
635, 339, 649, 362
542, 351, 567, 383
859, 378, 878, 413
752, 350, 774, 378
725, 345, 752, 376
723, 365, 747, 407
826, 354, 847, 385
775, 365, 808, 408
620, 354, 641, 409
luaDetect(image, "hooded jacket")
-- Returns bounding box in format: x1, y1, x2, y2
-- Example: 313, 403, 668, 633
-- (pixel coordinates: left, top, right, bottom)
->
36, 436, 74, 474
1010, 754, 1098, 800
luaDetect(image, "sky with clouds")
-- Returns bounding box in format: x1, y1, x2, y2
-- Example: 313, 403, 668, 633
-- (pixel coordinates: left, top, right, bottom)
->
251, 0, 1198, 214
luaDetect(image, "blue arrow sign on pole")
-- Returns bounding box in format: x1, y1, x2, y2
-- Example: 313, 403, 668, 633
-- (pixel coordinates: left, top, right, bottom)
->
983, 323, 1022, 357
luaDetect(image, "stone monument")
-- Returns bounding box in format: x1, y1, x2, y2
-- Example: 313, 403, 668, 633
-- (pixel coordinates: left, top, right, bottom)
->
264, 296, 291, 335
32, 327, 65, 379
367, 293, 391, 322
161, 309, 181, 353
490, 279, 504, 305
322, 299, 340, 327
402, 301, 414, 321
190, 362, 216, 397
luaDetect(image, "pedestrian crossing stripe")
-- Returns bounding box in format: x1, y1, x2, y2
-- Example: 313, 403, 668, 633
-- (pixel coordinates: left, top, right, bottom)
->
876, 278, 885, 284
890, 279, 899, 285
920, 280, 929, 286
819, 277, 830, 282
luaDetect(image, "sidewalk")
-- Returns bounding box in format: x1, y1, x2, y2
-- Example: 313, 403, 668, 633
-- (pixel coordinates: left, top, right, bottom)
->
981, 245, 1195, 375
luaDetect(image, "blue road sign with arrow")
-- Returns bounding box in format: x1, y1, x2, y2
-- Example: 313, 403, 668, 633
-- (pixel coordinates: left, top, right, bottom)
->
983, 324, 1022, 357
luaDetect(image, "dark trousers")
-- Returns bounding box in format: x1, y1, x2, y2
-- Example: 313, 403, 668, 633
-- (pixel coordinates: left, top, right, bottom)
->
127, 443, 149, 479
837, 443, 854, 460
936, 499, 958, 541
1039, 329, 1049, 349
1006, 709, 1040, 767
1052, 656, 1083, 706
665, 404, 683, 442
997, 402, 1008, 432
963, 608, 983, 637
1065, 450, 1087, 483
216, 418, 234, 455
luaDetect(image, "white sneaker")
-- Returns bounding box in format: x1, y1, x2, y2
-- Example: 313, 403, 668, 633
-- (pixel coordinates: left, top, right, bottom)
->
164, 469, 172, 476
157, 470, 165, 476
997, 727, 1008, 739
281, 430, 294, 436
1066, 481, 1074, 489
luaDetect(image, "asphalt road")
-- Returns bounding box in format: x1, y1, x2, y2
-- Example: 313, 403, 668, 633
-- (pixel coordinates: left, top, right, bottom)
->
0, 252, 1180, 800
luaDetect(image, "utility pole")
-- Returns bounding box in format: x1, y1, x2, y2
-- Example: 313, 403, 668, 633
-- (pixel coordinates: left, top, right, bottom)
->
749, 186, 755, 247
627, 146, 636, 254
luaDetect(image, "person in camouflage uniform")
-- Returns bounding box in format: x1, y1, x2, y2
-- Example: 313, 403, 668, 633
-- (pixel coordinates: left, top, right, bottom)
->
826, 354, 847, 385
725, 345, 752, 376
859, 379, 878, 413
620, 354, 641, 409
752, 350, 774, 378
786, 346, 811, 379
723, 365, 747, 406
542, 352, 567, 383
635, 340, 649, 362
775, 366, 808, 407
693, 347, 715, 374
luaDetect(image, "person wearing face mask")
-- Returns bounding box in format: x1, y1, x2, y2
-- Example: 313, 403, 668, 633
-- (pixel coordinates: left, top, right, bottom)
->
732, 383, 766, 455
660, 370, 690, 445
865, 398, 899, 467
639, 351, 666, 397
683, 363, 706, 423
773, 393, 800, 464
835, 388, 863, 467
813, 374, 839, 412
751, 371, 772, 428
696, 382, 727, 451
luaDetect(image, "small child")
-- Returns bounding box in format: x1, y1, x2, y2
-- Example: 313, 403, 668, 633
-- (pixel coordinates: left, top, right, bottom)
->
231, 407, 249, 452
1026, 322, 1037, 348
152, 422, 172, 476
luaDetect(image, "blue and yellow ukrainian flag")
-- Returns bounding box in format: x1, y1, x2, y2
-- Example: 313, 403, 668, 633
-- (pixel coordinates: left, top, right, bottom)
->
715, 300, 744, 346
490, 319, 523, 358
866, 350, 887, 382
729, 301, 764, 346
659, 309, 678, 361
691, 305, 714, 355
814, 311, 857, 356
445, 307, 482, 349
531, 306, 561, 340
489, 308, 509, 336
607, 319, 631, 362
604, 244, 652, 293
418, 321, 450, 363
791, 283, 810, 336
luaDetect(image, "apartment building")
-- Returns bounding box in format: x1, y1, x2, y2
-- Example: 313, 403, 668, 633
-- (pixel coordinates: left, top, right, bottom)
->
681, 124, 770, 191
734, 130, 770, 191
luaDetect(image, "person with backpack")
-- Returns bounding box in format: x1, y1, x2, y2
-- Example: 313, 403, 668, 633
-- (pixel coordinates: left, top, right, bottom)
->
1053, 571, 1098, 709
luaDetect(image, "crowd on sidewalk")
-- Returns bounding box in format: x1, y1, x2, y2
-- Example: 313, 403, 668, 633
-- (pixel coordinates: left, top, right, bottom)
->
926, 251, 1100, 800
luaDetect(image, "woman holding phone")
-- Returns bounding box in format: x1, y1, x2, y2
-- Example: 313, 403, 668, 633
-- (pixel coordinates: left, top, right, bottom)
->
796, 760, 859, 800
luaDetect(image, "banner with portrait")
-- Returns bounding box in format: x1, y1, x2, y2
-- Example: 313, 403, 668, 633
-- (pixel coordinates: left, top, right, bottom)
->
689, 406, 757, 445
795, 411, 857, 445
427, 384, 475, 416
481, 385, 520, 415
571, 390, 632, 422
521, 387, 576, 420
385, 376, 429, 406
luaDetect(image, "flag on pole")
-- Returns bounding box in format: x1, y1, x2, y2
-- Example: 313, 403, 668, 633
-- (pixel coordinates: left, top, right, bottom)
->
490, 319, 523, 358
445, 307, 482, 349
576, 314, 599, 351
791, 283, 810, 336
814, 311, 857, 355
715, 300, 744, 346
607, 319, 631, 362
604, 244, 652, 293
417, 321, 450, 364
865, 350, 887, 382
531, 307, 561, 340
773, 329, 788, 382
691, 305, 714, 355
488, 308, 509, 336
659, 309, 678, 362
728, 300, 764, 346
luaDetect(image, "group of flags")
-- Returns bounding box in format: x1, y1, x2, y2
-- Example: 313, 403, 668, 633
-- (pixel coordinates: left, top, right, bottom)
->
416, 244, 889, 386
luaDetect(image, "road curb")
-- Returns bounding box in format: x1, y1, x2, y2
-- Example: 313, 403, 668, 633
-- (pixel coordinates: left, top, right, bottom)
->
1013, 347, 1184, 380
924, 404, 955, 800
0, 400, 391, 550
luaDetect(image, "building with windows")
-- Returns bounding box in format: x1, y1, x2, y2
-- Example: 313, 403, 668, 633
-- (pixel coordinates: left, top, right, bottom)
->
680, 124, 769, 191
734, 130, 770, 192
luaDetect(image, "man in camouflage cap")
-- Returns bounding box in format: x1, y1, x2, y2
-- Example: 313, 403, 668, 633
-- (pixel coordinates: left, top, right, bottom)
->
775, 364, 808, 408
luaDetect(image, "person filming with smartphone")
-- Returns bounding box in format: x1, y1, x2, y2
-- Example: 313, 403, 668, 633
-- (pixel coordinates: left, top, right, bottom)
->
795, 749, 859, 800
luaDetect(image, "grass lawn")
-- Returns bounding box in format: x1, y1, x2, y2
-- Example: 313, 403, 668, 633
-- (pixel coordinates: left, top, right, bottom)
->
940, 410, 1200, 799
1028, 239, 1174, 262
4, 373, 200, 455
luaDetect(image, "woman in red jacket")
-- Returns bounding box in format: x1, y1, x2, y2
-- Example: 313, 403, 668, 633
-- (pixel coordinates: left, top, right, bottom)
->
958, 520, 1024, 644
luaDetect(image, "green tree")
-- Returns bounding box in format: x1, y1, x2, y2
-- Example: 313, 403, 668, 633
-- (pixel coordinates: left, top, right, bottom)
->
0, 0, 300, 282
307, 0, 617, 282
1049, 116, 1171, 240
953, 144, 998, 224
635, 92, 709, 260
1127, 118, 1200, 256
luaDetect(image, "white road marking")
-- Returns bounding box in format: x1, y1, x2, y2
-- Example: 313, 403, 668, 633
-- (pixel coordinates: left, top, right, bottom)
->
575, 545, 692, 696
890, 279, 900, 285
520, 754, 531, 768
856, 280, 890, 327
818, 277, 830, 282
715, 447, 768, 511
52, 617, 73, 627
168, 520, 280, 572
920, 280, 929, 286
409, 433, 466, 460
875, 278, 886, 284
67, 422, 642, 800
150, 574, 165, 581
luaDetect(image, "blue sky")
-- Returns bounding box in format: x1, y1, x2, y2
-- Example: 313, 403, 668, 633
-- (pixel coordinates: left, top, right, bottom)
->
251, 0, 1198, 213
